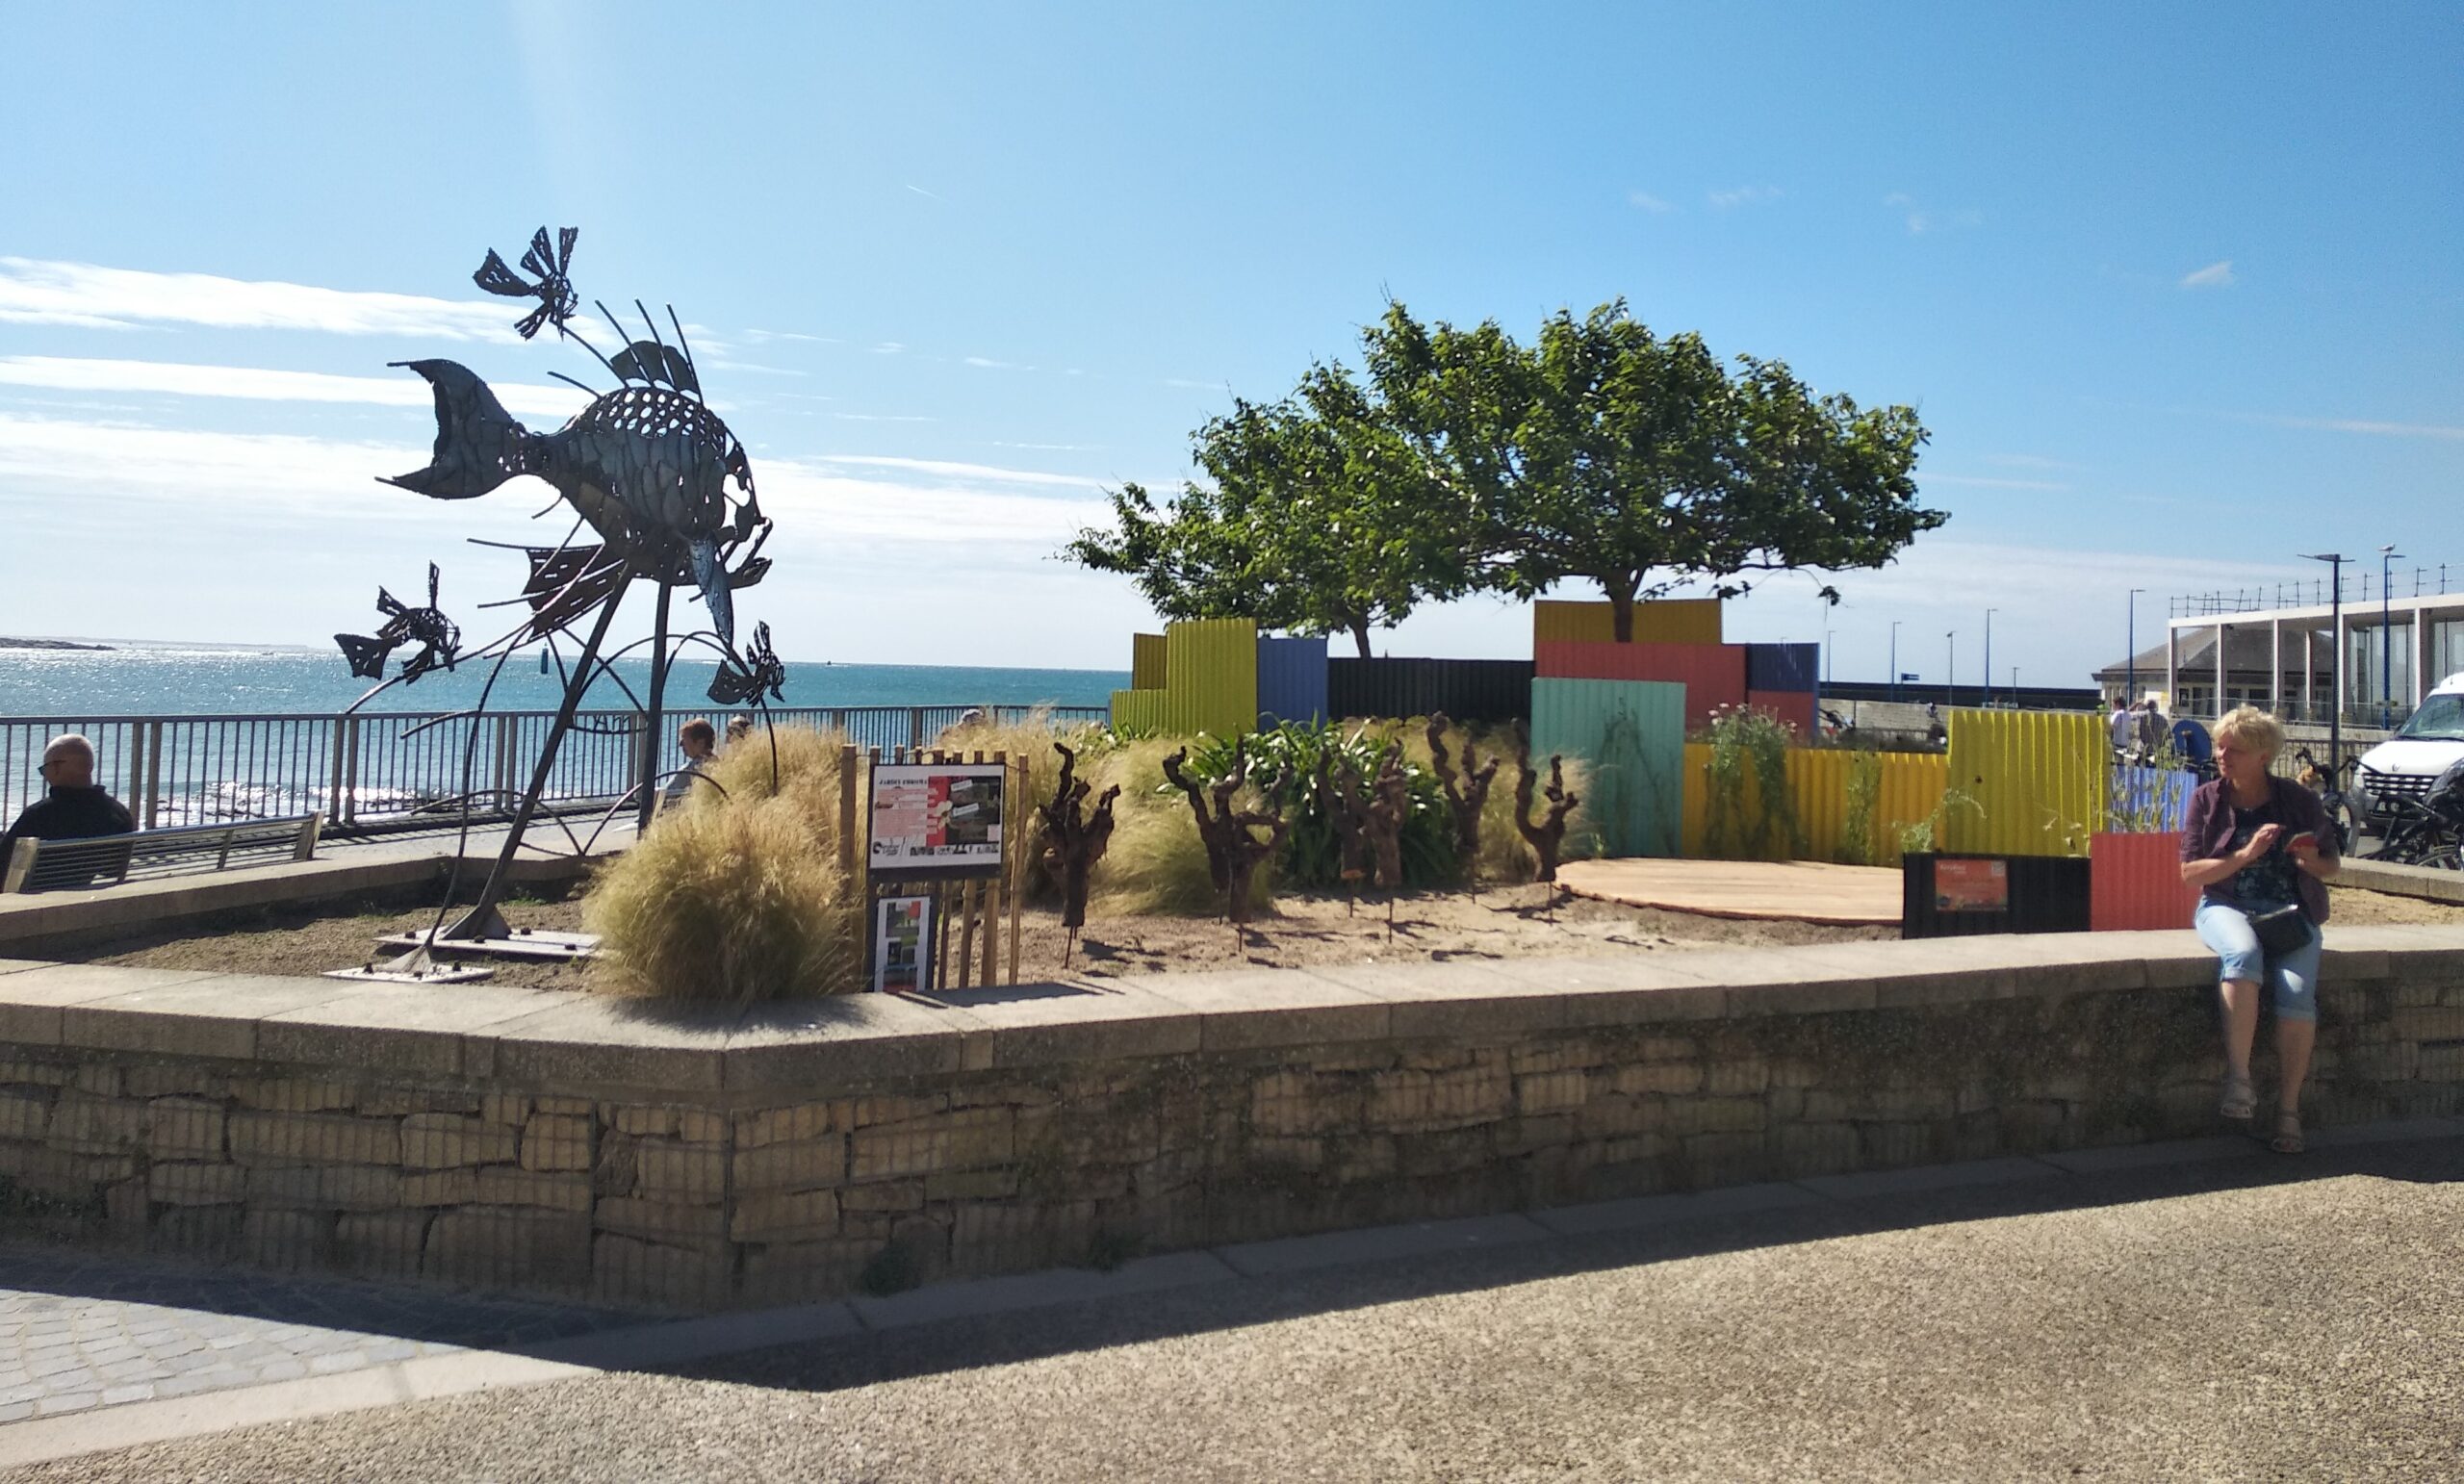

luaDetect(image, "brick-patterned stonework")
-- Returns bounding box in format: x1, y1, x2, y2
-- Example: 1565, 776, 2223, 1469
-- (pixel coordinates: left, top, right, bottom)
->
0, 931, 2459, 1311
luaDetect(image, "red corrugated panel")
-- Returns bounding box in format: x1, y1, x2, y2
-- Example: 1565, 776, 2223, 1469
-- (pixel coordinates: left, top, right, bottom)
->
1744, 690, 1816, 741
2089, 831, 2199, 931
1532, 641, 1746, 730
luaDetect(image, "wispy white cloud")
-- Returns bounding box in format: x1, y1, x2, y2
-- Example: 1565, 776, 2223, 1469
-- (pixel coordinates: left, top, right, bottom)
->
1707, 185, 1781, 210
904, 184, 949, 205
869, 342, 906, 355
994, 440, 1101, 451
1162, 377, 1223, 391
1627, 191, 1678, 215
963, 356, 1037, 371
1984, 452, 2077, 472
1882, 192, 1982, 235
741, 327, 837, 345
2180, 259, 2236, 290
2262, 414, 2464, 442
0, 257, 543, 341
0, 355, 585, 417
1917, 473, 2069, 492
831, 412, 936, 422
811, 454, 1103, 489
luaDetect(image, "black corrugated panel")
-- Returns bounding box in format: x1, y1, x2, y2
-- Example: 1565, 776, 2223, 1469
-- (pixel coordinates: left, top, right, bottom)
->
1901, 854, 2092, 937
1326, 658, 1534, 725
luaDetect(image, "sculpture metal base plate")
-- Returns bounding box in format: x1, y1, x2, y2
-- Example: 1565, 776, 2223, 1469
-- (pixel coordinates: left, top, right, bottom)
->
374, 929, 602, 962
321, 962, 497, 985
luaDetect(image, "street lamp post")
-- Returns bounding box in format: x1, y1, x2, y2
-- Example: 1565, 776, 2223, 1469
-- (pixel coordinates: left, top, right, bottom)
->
1889, 622, 1901, 702
2126, 588, 2145, 708
1984, 608, 1997, 707
2380, 545, 2403, 729
1824, 630, 1835, 687
1945, 631, 1956, 707
2303, 553, 2349, 775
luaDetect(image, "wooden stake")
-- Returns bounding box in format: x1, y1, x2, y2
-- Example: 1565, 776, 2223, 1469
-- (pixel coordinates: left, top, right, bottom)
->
956, 879, 979, 989
1006, 754, 1025, 986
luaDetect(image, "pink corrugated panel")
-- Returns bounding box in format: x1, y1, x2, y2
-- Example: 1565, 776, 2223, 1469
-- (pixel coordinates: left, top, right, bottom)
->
1532, 641, 1745, 730
2089, 831, 2199, 931
1744, 690, 1816, 741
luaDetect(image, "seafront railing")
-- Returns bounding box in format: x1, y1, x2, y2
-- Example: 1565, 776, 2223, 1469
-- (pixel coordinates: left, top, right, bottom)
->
0, 704, 1109, 832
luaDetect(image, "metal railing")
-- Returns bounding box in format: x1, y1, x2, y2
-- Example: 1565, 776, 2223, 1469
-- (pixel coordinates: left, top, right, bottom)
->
2171, 564, 2458, 619
0, 704, 1108, 833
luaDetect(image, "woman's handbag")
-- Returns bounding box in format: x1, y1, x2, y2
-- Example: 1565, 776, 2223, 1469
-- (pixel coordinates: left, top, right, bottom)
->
2246, 903, 2312, 959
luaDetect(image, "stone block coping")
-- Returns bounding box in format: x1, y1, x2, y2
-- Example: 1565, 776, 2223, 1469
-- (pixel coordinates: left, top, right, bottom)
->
1, 925, 2459, 1098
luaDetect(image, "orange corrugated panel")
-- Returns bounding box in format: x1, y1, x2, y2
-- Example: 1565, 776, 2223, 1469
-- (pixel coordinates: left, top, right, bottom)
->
2090, 831, 2199, 931
1533, 642, 1745, 729
1533, 599, 1722, 647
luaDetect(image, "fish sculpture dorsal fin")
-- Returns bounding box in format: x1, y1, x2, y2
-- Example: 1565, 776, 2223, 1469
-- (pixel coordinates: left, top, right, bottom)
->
609, 340, 700, 396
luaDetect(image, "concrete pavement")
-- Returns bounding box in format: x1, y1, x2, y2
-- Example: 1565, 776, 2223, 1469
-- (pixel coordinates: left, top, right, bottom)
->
4, 1119, 2458, 1480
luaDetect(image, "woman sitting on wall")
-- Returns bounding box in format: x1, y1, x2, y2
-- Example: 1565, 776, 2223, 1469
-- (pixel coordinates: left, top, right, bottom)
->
2178, 705, 2340, 1154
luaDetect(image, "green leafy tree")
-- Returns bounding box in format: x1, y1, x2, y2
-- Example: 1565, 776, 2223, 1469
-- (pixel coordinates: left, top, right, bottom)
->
1065, 366, 1474, 657
1364, 299, 1943, 641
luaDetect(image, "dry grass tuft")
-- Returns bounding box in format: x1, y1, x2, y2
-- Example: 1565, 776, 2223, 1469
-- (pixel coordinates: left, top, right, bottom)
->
583, 724, 863, 1001
1080, 734, 1270, 916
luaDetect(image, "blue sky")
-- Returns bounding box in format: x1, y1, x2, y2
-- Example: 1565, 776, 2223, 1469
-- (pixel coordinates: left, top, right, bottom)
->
2, 2, 2456, 690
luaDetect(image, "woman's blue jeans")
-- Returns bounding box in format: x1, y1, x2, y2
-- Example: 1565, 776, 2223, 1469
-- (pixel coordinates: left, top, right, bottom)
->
2193, 900, 2321, 1021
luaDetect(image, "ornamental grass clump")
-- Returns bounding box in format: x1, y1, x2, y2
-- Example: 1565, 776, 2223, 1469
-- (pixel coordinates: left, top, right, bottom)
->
583, 724, 862, 1002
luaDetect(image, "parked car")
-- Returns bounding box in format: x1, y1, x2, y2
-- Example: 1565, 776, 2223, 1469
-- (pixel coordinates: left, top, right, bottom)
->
2356, 673, 2464, 819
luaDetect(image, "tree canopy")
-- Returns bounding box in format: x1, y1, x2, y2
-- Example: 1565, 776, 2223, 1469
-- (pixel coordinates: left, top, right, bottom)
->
1064, 364, 1475, 657
1067, 298, 1942, 649
1365, 299, 1942, 641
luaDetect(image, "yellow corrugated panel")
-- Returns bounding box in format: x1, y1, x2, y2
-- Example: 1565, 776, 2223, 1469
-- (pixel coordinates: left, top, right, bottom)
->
1110, 689, 1168, 734
1131, 633, 1168, 690
1942, 710, 2103, 857
1532, 599, 1723, 648
1680, 746, 1946, 863
1162, 618, 1258, 737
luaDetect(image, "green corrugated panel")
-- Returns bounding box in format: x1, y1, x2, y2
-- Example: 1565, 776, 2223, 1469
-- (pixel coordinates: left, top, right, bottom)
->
1529, 678, 1686, 857
1111, 689, 1169, 734
1943, 709, 2105, 857
1131, 633, 1168, 690
1163, 618, 1258, 737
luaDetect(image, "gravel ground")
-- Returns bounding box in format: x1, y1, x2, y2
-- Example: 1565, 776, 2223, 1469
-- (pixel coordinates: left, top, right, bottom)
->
16, 1139, 2460, 1482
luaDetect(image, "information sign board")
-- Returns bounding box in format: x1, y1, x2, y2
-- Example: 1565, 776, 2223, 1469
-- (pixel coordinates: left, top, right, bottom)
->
873, 895, 934, 994
867, 762, 1006, 878
1935, 857, 2010, 912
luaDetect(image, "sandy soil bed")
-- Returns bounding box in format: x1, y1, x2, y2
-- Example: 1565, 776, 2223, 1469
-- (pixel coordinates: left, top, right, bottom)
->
54, 878, 2464, 993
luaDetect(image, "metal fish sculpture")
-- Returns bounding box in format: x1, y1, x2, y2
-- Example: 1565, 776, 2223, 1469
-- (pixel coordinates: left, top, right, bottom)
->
382, 227, 770, 693
336, 563, 460, 682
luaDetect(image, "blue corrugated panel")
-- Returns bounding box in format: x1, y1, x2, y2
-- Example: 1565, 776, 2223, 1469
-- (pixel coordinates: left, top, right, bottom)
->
1528, 678, 1687, 857
1746, 643, 1820, 693
1255, 636, 1328, 727
2109, 766, 2196, 832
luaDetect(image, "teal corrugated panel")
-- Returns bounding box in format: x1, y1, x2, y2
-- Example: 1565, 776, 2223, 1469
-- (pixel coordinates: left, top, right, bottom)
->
1528, 678, 1686, 857
1163, 619, 1258, 737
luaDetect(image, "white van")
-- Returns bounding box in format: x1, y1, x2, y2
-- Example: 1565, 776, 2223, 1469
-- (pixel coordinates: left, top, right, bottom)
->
2356, 673, 2464, 816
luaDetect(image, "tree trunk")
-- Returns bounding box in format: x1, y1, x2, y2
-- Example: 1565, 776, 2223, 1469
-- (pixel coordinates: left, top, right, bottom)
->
1608, 587, 1635, 643
1037, 742, 1118, 931
1349, 617, 1374, 659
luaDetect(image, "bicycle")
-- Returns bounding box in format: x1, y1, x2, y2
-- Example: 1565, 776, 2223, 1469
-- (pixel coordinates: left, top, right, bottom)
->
2290, 748, 2360, 856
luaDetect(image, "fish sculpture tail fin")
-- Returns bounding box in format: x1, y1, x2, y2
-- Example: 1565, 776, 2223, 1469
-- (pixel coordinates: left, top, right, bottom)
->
687, 537, 734, 652
336, 633, 393, 680
381, 360, 530, 499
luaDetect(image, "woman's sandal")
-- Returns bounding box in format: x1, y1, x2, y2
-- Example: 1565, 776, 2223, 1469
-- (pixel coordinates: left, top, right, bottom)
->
2271, 1111, 2305, 1155
2220, 1075, 2257, 1121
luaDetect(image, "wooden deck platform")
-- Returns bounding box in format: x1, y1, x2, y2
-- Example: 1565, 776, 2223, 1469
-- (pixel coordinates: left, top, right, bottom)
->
1556, 857, 1903, 927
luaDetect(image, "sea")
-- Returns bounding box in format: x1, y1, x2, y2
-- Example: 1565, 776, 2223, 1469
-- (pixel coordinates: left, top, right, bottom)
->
0, 641, 1126, 719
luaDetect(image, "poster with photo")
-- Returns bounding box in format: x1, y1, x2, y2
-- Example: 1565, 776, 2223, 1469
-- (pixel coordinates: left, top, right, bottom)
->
1934, 858, 2009, 913
873, 895, 933, 994
868, 762, 1006, 877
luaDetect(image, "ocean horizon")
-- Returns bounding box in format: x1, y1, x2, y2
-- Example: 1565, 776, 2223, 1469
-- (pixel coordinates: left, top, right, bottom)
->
0, 637, 1127, 719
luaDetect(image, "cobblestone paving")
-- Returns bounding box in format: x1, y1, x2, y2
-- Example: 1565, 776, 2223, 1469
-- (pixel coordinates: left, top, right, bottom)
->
0, 1242, 641, 1423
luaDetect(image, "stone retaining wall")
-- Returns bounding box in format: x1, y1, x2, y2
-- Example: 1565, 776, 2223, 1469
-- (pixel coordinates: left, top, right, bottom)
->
0, 931, 2460, 1311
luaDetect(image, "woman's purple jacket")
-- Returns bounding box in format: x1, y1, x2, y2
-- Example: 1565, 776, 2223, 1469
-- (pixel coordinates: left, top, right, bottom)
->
2177, 774, 2337, 924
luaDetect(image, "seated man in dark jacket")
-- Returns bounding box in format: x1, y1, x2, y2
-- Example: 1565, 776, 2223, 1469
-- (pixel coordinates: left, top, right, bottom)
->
0, 734, 136, 887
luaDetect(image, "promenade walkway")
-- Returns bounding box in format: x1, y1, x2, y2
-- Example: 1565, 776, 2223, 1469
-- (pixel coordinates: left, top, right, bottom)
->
3, 1117, 2456, 1478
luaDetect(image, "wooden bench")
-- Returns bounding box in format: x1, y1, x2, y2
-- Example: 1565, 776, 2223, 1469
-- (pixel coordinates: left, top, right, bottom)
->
3, 813, 323, 894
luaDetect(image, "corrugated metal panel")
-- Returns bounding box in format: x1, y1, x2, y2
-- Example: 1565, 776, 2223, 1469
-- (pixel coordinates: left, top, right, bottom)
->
1111, 689, 1168, 734
1131, 633, 1169, 690
1681, 746, 1946, 864
1745, 643, 1819, 693
2110, 766, 2195, 832
1529, 678, 1686, 857
1532, 641, 1746, 730
1161, 618, 1257, 737
2090, 830, 2199, 931
1325, 658, 1533, 724
1254, 636, 1328, 726
1533, 599, 1723, 647
1744, 690, 1816, 741
1943, 709, 2105, 857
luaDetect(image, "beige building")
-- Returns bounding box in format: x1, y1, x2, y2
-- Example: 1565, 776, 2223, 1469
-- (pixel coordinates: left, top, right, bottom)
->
2109, 591, 2464, 724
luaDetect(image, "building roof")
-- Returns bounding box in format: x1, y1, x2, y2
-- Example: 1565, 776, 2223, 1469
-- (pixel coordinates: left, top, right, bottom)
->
2093, 627, 2336, 685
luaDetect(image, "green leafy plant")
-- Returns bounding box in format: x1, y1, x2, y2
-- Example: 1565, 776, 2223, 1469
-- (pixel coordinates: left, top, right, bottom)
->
1839, 749, 1884, 865
1182, 720, 1459, 888
1897, 787, 1984, 856
1702, 704, 1807, 860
